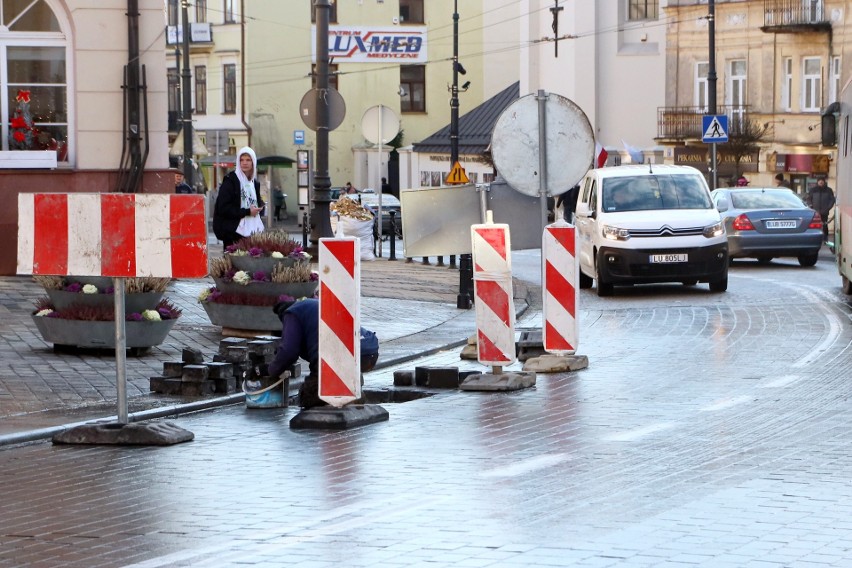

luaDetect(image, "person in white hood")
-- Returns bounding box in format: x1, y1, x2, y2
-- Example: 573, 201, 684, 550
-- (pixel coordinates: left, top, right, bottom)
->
213, 146, 265, 248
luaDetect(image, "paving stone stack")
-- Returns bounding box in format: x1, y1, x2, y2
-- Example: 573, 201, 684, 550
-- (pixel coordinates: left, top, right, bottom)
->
149, 338, 300, 397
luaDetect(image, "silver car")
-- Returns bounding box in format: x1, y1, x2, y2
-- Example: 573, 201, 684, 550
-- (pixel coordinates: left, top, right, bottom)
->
711, 187, 824, 266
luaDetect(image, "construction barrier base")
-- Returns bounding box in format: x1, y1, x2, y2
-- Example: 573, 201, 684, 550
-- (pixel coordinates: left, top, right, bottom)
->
522, 354, 589, 374
459, 371, 536, 392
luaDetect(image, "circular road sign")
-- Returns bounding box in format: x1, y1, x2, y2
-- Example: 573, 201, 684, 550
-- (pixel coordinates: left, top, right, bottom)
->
300, 87, 346, 132
361, 104, 400, 145
490, 92, 594, 197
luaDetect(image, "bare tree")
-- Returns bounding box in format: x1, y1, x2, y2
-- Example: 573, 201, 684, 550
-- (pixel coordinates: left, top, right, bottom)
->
725, 117, 773, 179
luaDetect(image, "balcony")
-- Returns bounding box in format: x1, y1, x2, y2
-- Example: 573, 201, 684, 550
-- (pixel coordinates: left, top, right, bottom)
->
762, 0, 830, 33
166, 23, 213, 46
656, 105, 750, 142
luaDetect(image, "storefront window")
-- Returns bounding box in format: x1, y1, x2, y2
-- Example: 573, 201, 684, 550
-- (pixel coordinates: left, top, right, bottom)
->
1, 1, 68, 161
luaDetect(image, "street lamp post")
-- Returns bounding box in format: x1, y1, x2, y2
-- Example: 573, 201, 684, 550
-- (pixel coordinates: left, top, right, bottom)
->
451, 0, 473, 310
311, 0, 334, 245
181, 0, 193, 184
708, 0, 718, 191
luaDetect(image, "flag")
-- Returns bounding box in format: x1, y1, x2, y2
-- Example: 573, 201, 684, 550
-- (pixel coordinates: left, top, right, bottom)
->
595, 142, 608, 168
622, 139, 644, 164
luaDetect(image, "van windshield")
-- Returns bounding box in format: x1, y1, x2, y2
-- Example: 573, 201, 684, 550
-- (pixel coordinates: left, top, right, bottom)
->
602, 175, 712, 212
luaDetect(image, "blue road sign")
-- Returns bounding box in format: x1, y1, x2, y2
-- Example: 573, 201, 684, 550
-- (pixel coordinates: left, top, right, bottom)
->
702, 115, 728, 143
294, 130, 305, 145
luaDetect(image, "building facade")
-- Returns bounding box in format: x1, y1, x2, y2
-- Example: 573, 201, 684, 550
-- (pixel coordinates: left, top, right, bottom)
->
2, 0, 171, 275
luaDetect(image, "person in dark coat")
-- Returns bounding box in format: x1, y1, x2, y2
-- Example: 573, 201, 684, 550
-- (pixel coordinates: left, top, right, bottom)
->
774, 173, 792, 189
261, 298, 379, 409
174, 172, 194, 194
806, 176, 836, 242
212, 146, 264, 249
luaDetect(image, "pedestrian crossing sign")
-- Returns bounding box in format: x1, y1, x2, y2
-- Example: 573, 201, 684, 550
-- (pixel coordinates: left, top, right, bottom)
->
702, 115, 728, 143
446, 161, 469, 185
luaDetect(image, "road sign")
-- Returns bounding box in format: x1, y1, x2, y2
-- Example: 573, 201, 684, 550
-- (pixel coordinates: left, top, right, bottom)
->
446, 161, 469, 185
702, 115, 728, 143
294, 130, 305, 145
300, 87, 346, 132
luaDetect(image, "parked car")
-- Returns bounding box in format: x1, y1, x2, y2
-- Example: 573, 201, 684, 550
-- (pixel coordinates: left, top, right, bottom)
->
711, 187, 823, 267
355, 191, 402, 237
574, 165, 728, 296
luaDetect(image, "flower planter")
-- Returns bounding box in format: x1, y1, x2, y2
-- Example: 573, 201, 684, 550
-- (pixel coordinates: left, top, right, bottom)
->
32, 316, 177, 349
46, 290, 165, 313
201, 302, 281, 331
228, 255, 298, 274
212, 278, 318, 299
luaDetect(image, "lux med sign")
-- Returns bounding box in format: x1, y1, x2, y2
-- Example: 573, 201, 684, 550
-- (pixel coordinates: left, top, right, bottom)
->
313, 26, 427, 63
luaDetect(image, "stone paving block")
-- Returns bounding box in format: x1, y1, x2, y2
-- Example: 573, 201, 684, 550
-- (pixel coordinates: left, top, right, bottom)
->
247, 340, 275, 357
217, 337, 247, 356
205, 361, 234, 379
181, 365, 209, 383
209, 377, 237, 394
181, 380, 215, 397
414, 366, 429, 386
426, 367, 459, 389
181, 347, 205, 364
149, 376, 182, 395
394, 370, 414, 387
287, 363, 302, 378
224, 346, 249, 363
162, 361, 184, 378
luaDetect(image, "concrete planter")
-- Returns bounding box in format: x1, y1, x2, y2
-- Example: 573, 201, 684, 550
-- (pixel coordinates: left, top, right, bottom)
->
46, 290, 164, 313
201, 302, 281, 331
212, 278, 318, 299
32, 316, 177, 349
228, 255, 297, 274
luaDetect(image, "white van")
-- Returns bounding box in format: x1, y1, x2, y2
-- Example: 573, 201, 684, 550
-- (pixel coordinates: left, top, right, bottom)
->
574, 165, 728, 296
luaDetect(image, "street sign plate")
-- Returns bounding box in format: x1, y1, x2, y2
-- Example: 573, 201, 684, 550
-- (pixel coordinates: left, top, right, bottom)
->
446, 161, 469, 185
702, 115, 728, 143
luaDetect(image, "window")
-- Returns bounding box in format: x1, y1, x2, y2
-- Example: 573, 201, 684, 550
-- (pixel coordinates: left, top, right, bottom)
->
727, 59, 747, 130
312, 64, 338, 91
830, 56, 841, 104
196, 0, 207, 23
194, 65, 206, 115
310, 1, 338, 23
695, 62, 708, 112
224, 0, 235, 23
223, 63, 236, 114
400, 65, 425, 113
400, 0, 424, 24
628, 0, 658, 21
168, 68, 180, 130
782, 57, 792, 112
167, 0, 179, 26
2, 3, 69, 161
802, 56, 821, 112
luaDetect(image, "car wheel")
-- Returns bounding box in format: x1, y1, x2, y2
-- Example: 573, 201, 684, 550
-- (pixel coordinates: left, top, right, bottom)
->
757, 256, 773, 264
595, 263, 613, 297
709, 276, 728, 292
798, 253, 818, 267
682, 279, 697, 286
579, 271, 593, 289
843, 275, 852, 295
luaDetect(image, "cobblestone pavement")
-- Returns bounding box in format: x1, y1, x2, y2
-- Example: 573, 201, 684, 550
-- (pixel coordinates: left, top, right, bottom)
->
3, 244, 852, 567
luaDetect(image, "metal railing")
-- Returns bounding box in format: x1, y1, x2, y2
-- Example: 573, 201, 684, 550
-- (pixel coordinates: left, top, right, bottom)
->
656, 105, 749, 140
763, 0, 827, 27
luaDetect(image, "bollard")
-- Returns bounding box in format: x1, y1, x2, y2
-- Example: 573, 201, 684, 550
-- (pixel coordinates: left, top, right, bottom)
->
388, 211, 397, 261
437, 256, 445, 267
421, 257, 431, 265
449, 255, 457, 269
302, 211, 309, 249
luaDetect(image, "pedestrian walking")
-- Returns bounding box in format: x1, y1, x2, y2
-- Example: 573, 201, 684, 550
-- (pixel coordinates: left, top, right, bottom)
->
774, 173, 792, 189
806, 176, 836, 242
212, 146, 265, 249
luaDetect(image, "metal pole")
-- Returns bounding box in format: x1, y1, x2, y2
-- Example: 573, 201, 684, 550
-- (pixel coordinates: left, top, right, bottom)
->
537, 90, 549, 231
114, 278, 128, 424
181, 0, 193, 183
377, 105, 383, 257
708, 0, 717, 191
310, 0, 334, 245
452, 0, 472, 310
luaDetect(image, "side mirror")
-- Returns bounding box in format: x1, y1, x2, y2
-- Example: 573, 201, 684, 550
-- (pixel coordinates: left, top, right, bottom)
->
716, 198, 729, 212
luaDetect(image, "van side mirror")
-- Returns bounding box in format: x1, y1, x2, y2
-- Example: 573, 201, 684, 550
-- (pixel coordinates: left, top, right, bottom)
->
716, 198, 729, 212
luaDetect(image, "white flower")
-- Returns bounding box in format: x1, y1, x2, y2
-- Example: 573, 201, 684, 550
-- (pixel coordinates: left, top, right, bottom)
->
142, 309, 162, 322
299, 251, 312, 260
230, 249, 248, 257
82, 284, 98, 294
271, 251, 284, 259
197, 289, 211, 302
232, 270, 252, 285
35, 309, 53, 317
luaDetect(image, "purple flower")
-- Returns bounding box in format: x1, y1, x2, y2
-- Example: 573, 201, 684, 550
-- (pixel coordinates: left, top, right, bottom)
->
253, 271, 268, 282
64, 282, 83, 293
46, 311, 61, 318
225, 244, 239, 253
277, 294, 295, 303
126, 312, 143, 321
309, 272, 319, 282
288, 246, 304, 258
210, 290, 223, 302
249, 247, 264, 257
157, 307, 173, 320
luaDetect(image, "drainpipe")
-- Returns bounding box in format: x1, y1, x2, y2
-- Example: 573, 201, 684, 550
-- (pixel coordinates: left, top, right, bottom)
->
241, 0, 252, 146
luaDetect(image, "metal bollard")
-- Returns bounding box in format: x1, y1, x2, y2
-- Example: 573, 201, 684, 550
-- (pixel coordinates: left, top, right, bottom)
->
449, 255, 457, 269
422, 257, 431, 265
302, 212, 309, 249
437, 256, 445, 267
388, 211, 398, 261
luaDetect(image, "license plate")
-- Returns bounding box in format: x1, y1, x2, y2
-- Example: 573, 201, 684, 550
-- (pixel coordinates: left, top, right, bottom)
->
765, 220, 797, 229
650, 253, 688, 263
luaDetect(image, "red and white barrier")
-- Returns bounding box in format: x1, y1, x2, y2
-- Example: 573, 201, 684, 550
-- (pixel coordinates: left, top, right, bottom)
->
17, 193, 208, 278
471, 219, 515, 366
318, 237, 361, 407
542, 220, 578, 355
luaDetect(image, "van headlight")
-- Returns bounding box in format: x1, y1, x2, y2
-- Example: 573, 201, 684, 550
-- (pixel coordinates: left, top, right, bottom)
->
602, 225, 630, 241
703, 221, 725, 238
